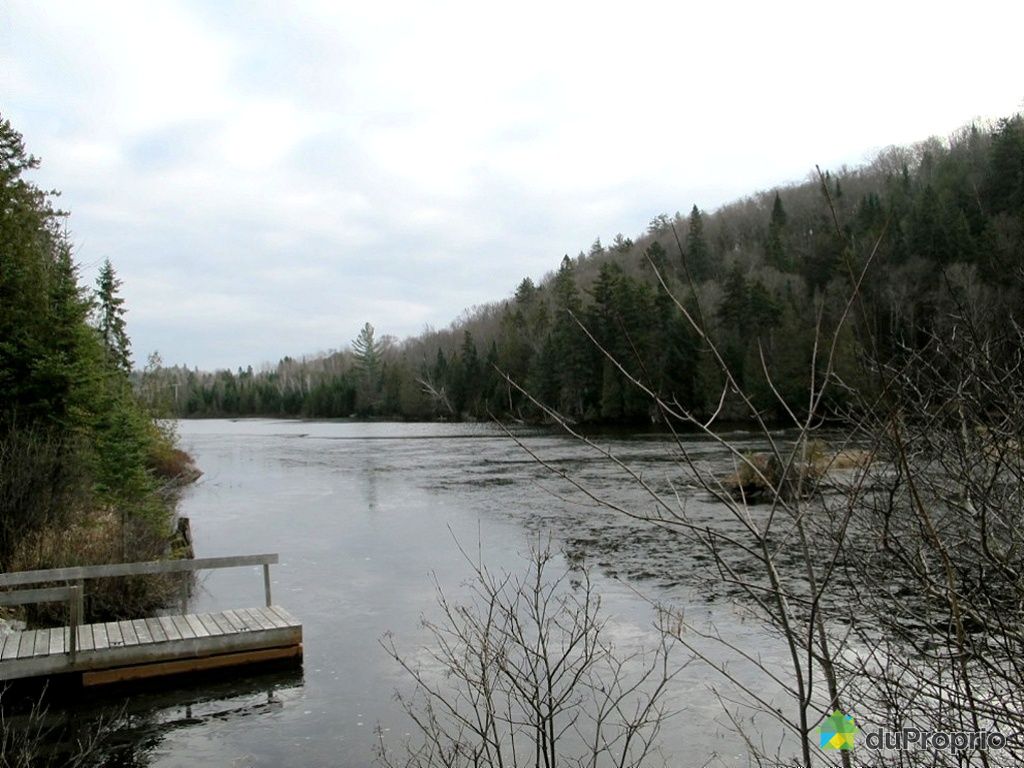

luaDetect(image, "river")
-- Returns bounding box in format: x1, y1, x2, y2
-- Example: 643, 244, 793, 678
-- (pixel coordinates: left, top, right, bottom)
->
55, 419, 798, 766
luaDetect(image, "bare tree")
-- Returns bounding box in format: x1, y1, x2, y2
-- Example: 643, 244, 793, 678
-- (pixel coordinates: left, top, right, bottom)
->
0, 686, 120, 768
487, 172, 1024, 767
377, 542, 685, 768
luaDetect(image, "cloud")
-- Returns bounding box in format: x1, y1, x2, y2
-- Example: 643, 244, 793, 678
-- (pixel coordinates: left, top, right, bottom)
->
3, 0, 1022, 369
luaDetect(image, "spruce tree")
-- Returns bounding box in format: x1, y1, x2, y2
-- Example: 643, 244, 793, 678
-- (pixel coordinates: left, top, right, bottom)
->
685, 205, 712, 281
644, 241, 668, 275
718, 263, 749, 334
453, 330, 480, 416
765, 193, 790, 271
550, 256, 589, 419
96, 259, 132, 374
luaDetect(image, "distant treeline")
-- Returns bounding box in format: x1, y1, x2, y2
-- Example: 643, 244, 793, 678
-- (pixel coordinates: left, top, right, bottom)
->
144, 114, 1024, 424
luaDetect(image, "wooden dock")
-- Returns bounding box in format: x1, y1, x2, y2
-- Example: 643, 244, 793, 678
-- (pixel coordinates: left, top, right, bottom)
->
0, 554, 302, 686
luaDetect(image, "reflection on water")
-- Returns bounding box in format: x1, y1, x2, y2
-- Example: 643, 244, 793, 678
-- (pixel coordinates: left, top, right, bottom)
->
21, 419, 795, 766
2, 668, 303, 767
86, 668, 305, 767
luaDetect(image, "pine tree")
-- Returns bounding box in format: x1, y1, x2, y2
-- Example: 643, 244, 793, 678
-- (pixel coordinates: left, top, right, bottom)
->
353, 322, 380, 375
453, 330, 481, 416
0, 116, 90, 423
765, 193, 790, 271
685, 205, 712, 281
611, 233, 633, 253
747, 280, 781, 335
718, 263, 749, 334
514, 277, 537, 306
550, 256, 589, 419
96, 259, 132, 374
589, 263, 625, 419
984, 115, 1024, 216
352, 322, 381, 413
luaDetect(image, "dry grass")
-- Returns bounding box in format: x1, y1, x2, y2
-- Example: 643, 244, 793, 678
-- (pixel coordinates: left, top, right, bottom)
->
6, 509, 186, 627
148, 446, 202, 484
721, 442, 873, 501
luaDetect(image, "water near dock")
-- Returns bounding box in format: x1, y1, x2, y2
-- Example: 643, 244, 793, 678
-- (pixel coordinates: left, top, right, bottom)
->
26, 419, 793, 766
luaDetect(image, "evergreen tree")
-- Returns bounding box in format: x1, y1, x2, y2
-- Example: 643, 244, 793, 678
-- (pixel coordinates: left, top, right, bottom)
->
0, 116, 180, 572
685, 205, 712, 281
644, 241, 669, 276
611, 233, 634, 253
651, 289, 697, 410
514, 277, 537, 306
589, 263, 626, 419
432, 347, 448, 384
765, 193, 790, 271
747, 280, 781, 334
352, 322, 381, 413
453, 330, 481, 416
718, 264, 749, 334
96, 259, 132, 374
984, 115, 1024, 216
550, 256, 590, 419
0, 116, 90, 424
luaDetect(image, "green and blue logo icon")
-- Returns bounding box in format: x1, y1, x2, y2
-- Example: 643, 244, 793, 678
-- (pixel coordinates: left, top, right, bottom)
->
819, 710, 859, 751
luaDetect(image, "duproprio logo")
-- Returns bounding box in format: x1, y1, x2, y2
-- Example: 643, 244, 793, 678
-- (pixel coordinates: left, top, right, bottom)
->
819, 710, 858, 751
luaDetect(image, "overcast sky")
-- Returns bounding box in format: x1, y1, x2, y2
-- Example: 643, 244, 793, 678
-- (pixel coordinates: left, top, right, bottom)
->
3, 1, 1021, 370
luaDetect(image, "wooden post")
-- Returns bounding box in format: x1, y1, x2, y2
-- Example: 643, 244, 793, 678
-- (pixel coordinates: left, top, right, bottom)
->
68, 584, 81, 659
263, 563, 272, 607
76, 579, 84, 624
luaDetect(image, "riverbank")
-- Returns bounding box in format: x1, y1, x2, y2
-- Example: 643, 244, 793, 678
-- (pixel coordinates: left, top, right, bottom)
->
1, 436, 202, 628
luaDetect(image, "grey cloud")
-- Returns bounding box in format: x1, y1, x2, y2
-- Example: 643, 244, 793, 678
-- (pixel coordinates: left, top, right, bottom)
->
7, 0, 1022, 370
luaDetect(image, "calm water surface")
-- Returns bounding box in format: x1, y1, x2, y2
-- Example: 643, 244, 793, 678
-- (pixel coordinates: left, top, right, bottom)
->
66, 419, 795, 766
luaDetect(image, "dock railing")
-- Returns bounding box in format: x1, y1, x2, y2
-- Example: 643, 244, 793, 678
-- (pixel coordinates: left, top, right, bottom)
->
0, 554, 279, 661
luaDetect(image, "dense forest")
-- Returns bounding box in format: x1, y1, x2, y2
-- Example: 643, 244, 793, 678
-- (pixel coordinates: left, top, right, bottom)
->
0, 116, 191, 613
145, 113, 1024, 424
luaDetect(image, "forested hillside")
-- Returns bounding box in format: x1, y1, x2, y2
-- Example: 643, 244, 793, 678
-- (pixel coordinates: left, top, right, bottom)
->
150, 114, 1024, 424
0, 116, 191, 613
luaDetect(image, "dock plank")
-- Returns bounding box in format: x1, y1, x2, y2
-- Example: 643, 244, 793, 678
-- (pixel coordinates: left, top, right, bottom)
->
207, 612, 234, 635
170, 615, 195, 640
268, 605, 301, 627
77, 624, 94, 652
7, 634, 23, 658
252, 607, 281, 630
183, 614, 209, 638
132, 619, 153, 645
238, 607, 275, 631
146, 618, 168, 643
93, 623, 109, 650
196, 613, 226, 636
256, 606, 289, 629
235, 609, 266, 632
119, 621, 140, 647
221, 610, 248, 633
105, 622, 124, 648
17, 631, 37, 659
48, 628, 65, 656
33, 629, 51, 657
158, 616, 182, 641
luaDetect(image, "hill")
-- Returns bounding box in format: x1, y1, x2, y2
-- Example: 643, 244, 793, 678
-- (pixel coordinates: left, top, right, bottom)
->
148, 113, 1024, 424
